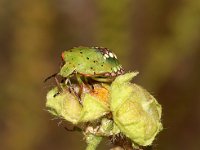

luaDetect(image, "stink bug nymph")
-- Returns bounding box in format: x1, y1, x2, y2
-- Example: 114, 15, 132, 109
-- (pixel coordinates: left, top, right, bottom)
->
59, 46, 124, 82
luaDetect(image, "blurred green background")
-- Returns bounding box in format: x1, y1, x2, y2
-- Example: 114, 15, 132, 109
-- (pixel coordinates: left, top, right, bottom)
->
0, 0, 200, 150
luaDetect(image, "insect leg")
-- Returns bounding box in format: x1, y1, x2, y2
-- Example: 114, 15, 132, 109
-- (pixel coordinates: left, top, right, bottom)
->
64, 126, 82, 132
65, 78, 74, 93
53, 75, 63, 97
84, 76, 94, 91
75, 73, 85, 103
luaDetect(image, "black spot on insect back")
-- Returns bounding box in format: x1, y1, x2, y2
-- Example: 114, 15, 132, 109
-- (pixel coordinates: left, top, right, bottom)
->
87, 57, 89, 60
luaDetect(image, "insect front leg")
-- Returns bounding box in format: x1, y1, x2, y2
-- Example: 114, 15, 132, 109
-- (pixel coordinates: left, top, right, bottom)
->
65, 78, 76, 94
75, 73, 84, 103
53, 75, 63, 97
84, 76, 94, 91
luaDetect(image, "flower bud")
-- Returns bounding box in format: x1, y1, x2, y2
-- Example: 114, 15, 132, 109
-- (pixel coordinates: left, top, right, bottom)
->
46, 87, 82, 124
111, 72, 163, 146
46, 84, 110, 124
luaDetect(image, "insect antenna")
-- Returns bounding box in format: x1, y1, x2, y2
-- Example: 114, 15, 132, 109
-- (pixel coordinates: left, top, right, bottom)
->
43, 73, 58, 82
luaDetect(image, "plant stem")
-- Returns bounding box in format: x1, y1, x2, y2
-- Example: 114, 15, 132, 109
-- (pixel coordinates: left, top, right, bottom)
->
85, 134, 102, 150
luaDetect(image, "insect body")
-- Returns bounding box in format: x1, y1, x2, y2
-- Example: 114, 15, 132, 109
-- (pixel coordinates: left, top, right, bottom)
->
60, 46, 124, 82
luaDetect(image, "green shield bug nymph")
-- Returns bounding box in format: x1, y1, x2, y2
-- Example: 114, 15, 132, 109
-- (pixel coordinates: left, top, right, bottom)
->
59, 46, 124, 82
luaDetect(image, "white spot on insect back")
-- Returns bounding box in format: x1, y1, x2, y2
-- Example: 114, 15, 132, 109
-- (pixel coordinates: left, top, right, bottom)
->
113, 67, 118, 72
113, 53, 117, 59
117, 65, 121, 70
104, 54, 109, 58
109, 52, 114, 58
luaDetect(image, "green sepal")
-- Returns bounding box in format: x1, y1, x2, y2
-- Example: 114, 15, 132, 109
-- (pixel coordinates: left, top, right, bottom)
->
79, 93, 110, 122
110, 72, 138, 111
46, 87, 82, 124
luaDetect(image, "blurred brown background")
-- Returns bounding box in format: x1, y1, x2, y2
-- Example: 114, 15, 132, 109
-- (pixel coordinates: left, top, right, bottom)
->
0, 0, 200, 150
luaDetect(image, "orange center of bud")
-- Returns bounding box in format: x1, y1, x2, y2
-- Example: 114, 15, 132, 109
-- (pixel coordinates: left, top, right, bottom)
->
91, 87, 109, 103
